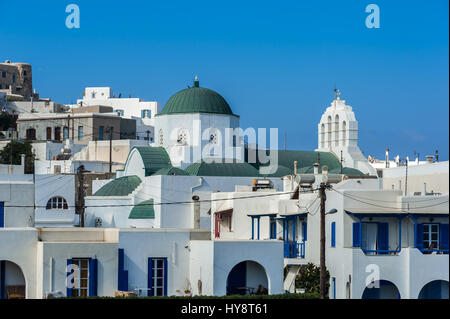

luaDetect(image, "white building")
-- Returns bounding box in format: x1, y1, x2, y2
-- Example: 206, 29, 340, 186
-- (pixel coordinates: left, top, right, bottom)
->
73, 87, 161, 142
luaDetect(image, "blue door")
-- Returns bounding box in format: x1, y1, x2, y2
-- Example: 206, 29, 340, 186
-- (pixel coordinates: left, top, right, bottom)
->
0, 202, 4, 228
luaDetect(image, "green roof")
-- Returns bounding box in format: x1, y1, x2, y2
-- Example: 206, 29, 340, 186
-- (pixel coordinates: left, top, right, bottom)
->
133, 146, 172, 176
129, 199, 155, 219
152, 166, 189, 176
158, 78, 235, 116
260, 165, 294, 177
328, 167, 365, 175
185, 161, 260, 177
93, 175, 142, 196
247, 149, 341, 172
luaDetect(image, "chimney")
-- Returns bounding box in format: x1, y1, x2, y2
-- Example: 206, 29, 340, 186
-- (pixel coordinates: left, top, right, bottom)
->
313, 163, 319, 175
294, 160, 298, 176
191, 195, 200, 229
435, 150, 439, 162
385, 148, 390, 168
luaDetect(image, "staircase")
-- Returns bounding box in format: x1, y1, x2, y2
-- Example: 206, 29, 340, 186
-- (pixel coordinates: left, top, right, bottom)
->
283, 264, 301, 293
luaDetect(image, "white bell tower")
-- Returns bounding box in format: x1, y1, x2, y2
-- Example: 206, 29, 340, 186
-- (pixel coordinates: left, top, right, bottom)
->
316, 90, 376, 175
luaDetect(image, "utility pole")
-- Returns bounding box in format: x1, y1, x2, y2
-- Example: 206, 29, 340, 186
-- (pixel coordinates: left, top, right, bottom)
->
319, 182, 327, 299
76, 165, 86, 227
108, 127, 113, 173
146, 130, 150, 142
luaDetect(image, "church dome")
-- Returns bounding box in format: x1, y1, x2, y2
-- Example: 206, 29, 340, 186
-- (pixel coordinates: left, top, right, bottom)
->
158, 77, 234, 116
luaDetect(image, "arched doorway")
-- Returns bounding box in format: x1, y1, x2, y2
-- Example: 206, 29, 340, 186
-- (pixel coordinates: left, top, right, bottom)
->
0, 260, 26, 299
362, 280, 400, 299
418, 280, 449, 299
226, 261, 268, 295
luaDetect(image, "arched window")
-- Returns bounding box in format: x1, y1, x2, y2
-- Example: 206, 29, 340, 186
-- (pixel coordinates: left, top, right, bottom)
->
327, 116, 332, 148
335, 115, 340, 146
46, 196, 69, 210
320, 124, 325, 148
342, 121, 347, 146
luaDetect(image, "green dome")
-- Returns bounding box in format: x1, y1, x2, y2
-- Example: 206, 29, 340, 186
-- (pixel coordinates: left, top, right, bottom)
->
129, 199, 155, 219
328, 167, 365, 176
93, 175, 142, 196
158, 78, 234, 116
260, 165, 294, 177
152, 166, 189, 176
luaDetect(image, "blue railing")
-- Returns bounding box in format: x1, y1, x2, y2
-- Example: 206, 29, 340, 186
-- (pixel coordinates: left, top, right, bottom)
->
284, 242, 305, 258
420, 249, 449, 254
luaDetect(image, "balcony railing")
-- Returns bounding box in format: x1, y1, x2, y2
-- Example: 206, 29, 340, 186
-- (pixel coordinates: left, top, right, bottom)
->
284, 242, 305, 258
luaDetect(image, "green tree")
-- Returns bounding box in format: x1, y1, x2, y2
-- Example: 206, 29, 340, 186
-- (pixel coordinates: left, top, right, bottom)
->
0, 140, 34, 173
295, 263, 330, 296
0, 111, 15, 131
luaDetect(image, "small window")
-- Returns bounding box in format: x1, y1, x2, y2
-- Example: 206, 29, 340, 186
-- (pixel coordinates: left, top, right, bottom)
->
5, 84, 9, 89
12, 74, 16, 83
141, 109, 151, 118
99, 126, 104, 140
78, 126, 83, 141
23, 70, 27, 76
423, 223, 439, 250
1, 71, 6, 78
0, 84, 2, 89
46, 196, 69, 210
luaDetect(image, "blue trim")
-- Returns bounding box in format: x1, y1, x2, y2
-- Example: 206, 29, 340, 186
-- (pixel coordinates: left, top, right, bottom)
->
257, 217, 260, 240
163, 258, 168, 296
147, 258, 153, 296
440, 224, 449, 251
0, 260, 5, 299
331, 222, 336, 247
88, 258, 98, 296
0, 202, 4, 228
332, 277, 336, 299
352, 222, 360, 247
251, 217, 254, 240
302, 221, 307, 242
66, 259, 73, 297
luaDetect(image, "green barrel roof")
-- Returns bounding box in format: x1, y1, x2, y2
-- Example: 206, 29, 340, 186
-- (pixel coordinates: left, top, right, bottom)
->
133, 146, 172, 176
328, 167, 365, 175
247, 149, 341, 173
185, 161, 260, 177
259, 165, 294, 177
93, 175, 142, 196
158, 78, 234, 116
129, 199, 155, 219
152, 166, 189, 176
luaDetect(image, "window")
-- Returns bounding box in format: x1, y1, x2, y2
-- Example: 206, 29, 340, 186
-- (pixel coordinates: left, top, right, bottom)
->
115, 109, 124, 116
270, 217, 277, 239
423, 224, 439, 250
5, 84, 9, 89
63, 126, 69, 140
54, 127, 61, 141
26, 128, 36, 140
141, 109, 151, 118
0, 84, 2, 89
334, 115, 339, 146
78, 126, 83, 141
331, 222, 336, 247
46, 196, 69, 210
148, 258, 167, 296
23, 70, 27, 76
12, 74, 16, 83
71, 258, 90, 297
1, 71, 6, 78
99, 126, 104, 140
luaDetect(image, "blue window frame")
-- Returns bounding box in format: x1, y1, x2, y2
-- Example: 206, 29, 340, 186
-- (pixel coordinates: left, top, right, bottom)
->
78, 126, 83, 141
99, 126, 104, 140
0, 202, 4, 228
148, 258, 167, 296
66, 258, 98, 297
270, 217, 277, 239
331, 222, 336, 247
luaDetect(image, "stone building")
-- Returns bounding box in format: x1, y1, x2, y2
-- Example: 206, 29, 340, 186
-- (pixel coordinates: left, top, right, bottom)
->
0, 60, 34, 100
16, 107, 136, 144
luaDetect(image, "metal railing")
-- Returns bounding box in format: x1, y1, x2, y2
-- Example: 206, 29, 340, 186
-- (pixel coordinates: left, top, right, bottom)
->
284, 242, 305, 258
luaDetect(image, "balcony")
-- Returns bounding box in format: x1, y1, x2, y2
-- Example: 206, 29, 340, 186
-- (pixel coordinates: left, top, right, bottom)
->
284, 242, 305, 258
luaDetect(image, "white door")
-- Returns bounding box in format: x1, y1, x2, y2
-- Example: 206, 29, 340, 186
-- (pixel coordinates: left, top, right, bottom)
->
362, 223, 378, 254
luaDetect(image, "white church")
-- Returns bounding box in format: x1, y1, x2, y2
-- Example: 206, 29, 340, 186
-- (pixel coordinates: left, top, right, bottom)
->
0, 78, 447, 299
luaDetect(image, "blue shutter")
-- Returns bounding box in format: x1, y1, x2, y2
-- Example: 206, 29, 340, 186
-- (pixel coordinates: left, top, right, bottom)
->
417, 224, 424, 250
147, 258, 153, 296
352, 223, 360, 247
141, 110, 145, 118
377, 223, 389, 254
66, 259, 73, 297
163, 258, 168, 296
302, 222, 307, 242
331, 222, 336, 247
118, 249, 128, 291
440, 224, 449, 251
0, 202, 4, 228
88, 258, 98, 296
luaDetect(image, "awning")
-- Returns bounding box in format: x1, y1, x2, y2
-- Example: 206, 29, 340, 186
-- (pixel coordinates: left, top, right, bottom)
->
247, 213, 277, 218
215, 208, 233, 215
345, 210, 408, 218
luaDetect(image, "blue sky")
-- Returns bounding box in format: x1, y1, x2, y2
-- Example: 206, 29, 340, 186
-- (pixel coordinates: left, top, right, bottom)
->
1, 0, 448, 160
